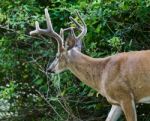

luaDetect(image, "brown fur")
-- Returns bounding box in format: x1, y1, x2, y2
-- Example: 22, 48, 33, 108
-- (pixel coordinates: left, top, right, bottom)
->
59, 49, 150, 121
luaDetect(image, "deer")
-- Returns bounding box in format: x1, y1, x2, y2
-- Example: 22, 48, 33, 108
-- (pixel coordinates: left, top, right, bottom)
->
30, 8, 150, 121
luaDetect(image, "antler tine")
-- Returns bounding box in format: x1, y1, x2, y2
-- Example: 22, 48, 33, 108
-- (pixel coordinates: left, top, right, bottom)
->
76, 11, 87, 40
70, 27, 77, 39
45, 8, 53, 31
69, 16, 82, 30
29, 21, 40, 35
60, 28, 64, 42
62, 27, 77, 39
69, 11, 87, 40
30, 8, 64, 52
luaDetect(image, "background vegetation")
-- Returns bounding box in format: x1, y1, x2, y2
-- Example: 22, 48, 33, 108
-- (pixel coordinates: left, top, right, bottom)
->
0, 0, 150, 121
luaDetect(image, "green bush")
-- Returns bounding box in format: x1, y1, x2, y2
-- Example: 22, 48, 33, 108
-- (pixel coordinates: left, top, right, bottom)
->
0, 0, 150, 121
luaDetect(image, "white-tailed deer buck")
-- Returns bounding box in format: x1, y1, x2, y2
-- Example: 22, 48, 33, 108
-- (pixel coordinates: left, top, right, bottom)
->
30, 8, 150, 121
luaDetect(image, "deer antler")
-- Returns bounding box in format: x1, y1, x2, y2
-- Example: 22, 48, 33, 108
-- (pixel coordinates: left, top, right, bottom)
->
69, 11, 87, 40
30, 8, 64, 52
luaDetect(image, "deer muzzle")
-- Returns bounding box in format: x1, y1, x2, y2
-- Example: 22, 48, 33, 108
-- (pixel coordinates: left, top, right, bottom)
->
46, 67, 55, 73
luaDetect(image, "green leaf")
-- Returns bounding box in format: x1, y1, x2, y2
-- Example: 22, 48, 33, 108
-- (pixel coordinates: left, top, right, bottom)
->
34, 79, 43, 85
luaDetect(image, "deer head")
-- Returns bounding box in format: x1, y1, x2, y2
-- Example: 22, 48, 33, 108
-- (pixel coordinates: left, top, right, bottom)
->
30, 8, 87, 73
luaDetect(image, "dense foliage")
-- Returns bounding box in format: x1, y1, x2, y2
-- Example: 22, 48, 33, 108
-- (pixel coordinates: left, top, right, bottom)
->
0, 0, 150, 121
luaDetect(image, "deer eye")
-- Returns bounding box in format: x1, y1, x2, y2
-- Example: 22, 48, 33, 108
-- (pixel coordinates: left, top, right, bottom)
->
56, 53, 62, 59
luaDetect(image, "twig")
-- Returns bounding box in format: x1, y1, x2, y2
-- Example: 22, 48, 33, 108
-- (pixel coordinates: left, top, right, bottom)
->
30, 57, 47, 74
35, 89, 64, 120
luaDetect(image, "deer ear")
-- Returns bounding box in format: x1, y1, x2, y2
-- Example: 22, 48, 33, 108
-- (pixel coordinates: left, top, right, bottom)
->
65, 35, 76, 50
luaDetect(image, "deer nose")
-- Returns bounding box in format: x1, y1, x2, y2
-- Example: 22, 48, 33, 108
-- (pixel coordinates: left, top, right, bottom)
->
46, 68, 55, 73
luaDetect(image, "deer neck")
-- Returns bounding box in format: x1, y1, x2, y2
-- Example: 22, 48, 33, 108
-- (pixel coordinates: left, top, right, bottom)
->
67, 49, 109, 92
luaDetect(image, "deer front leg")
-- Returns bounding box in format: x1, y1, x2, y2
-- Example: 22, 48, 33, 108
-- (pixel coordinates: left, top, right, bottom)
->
121, 99, 137, 121
106, 105, 122, 121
